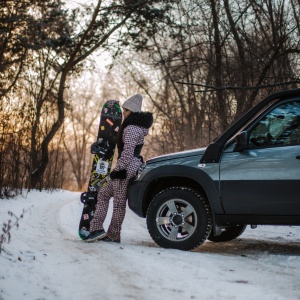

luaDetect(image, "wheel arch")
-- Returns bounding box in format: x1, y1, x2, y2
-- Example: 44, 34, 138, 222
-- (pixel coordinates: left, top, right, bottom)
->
140, 165, 224, 219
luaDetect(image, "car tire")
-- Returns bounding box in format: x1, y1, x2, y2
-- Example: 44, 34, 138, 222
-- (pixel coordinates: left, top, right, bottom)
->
146, 187, 212, 251
208, 224, 247, 242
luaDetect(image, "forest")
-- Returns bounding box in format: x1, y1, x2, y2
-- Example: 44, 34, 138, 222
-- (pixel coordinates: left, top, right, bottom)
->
1, 0, 300, 197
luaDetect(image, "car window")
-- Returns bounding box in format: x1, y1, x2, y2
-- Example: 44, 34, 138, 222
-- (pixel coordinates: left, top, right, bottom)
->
249, 101, 300, 148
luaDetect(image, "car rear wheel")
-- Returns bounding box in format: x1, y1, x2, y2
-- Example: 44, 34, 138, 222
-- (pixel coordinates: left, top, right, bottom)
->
208, 224, 247, 242
146, 187, 212, 251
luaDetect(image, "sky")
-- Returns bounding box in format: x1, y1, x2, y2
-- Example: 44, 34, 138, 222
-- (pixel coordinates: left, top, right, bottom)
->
0, 190, 300, 300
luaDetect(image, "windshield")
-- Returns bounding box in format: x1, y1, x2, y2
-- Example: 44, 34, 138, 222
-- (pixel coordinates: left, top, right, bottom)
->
225, 99, 278, 147
249, 101, 300, 147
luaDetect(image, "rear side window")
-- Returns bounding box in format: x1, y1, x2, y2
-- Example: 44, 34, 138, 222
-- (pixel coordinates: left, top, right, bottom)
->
249, 101, 300, 147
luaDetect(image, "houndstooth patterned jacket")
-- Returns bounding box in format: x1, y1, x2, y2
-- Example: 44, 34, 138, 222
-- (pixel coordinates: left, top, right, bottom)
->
112, 111, 154, 179
114, 124, 149, 178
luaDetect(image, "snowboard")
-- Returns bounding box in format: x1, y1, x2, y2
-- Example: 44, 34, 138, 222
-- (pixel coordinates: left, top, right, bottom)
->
79, 100, 122, 240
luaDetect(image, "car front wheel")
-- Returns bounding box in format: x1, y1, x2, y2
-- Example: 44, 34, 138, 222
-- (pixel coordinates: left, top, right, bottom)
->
146, 187, 212, 251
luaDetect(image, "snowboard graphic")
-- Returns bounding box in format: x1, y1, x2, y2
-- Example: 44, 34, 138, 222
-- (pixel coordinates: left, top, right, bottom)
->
79, 100, 122, 240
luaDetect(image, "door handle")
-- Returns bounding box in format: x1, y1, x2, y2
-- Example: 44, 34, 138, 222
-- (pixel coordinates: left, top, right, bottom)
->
296, 156, 300, 159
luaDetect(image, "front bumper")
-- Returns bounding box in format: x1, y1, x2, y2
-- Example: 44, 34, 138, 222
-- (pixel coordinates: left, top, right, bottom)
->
127, 179, 148, 218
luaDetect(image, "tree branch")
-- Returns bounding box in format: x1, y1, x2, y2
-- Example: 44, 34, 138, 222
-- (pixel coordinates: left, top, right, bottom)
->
177, 80, 300, 92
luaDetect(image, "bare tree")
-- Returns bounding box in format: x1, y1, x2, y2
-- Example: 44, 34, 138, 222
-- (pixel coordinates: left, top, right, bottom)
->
27, 0, 176, 188
63, 73, 104, 190
113, 0, 300, 155
2, 0, 300, 196
0, 0, 72, 195
0, 0, 176, 194
0, 0, 65, 99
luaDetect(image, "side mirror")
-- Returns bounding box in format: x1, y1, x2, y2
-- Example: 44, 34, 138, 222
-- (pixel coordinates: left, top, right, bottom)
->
234, 131, 248, 151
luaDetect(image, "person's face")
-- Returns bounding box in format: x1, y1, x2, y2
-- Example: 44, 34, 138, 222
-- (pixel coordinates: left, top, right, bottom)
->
123, 108, 132, 119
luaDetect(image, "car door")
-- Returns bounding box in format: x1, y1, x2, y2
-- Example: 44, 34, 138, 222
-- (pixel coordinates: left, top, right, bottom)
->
219, 100, 300, 215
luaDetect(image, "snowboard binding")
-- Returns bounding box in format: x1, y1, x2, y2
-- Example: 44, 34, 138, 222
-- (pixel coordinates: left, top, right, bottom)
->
80, 191, 97, 206
90, 140, 114, 160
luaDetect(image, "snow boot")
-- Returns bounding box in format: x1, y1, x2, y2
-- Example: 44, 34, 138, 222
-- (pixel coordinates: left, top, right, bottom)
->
86, 230, 106, 242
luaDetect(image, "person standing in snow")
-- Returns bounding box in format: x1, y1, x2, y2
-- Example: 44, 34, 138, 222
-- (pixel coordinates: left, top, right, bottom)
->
86, 94, 153, 243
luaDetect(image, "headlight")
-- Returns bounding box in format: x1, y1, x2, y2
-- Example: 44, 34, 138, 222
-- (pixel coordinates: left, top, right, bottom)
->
136, 163, 149, 179
136, 162, 147, 179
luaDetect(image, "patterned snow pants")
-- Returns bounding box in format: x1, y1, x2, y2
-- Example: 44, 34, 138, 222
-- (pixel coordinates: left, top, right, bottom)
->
89, 176, 132, 242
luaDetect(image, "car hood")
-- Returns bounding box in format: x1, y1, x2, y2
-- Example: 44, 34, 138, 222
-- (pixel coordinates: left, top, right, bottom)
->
146, 147, 206, 164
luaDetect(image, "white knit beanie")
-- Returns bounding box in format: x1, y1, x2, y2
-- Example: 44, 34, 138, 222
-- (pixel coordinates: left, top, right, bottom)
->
122, 94, 143, 112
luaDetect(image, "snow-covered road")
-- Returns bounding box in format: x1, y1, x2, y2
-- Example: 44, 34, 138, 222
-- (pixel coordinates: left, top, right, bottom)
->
1, 190, 300, 300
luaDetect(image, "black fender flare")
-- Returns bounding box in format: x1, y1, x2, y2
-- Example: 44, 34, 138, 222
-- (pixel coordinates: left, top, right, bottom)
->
138, 164, 224, 219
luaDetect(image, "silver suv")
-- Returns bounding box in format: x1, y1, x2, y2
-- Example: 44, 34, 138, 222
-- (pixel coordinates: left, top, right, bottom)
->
128, 88, 300, 250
